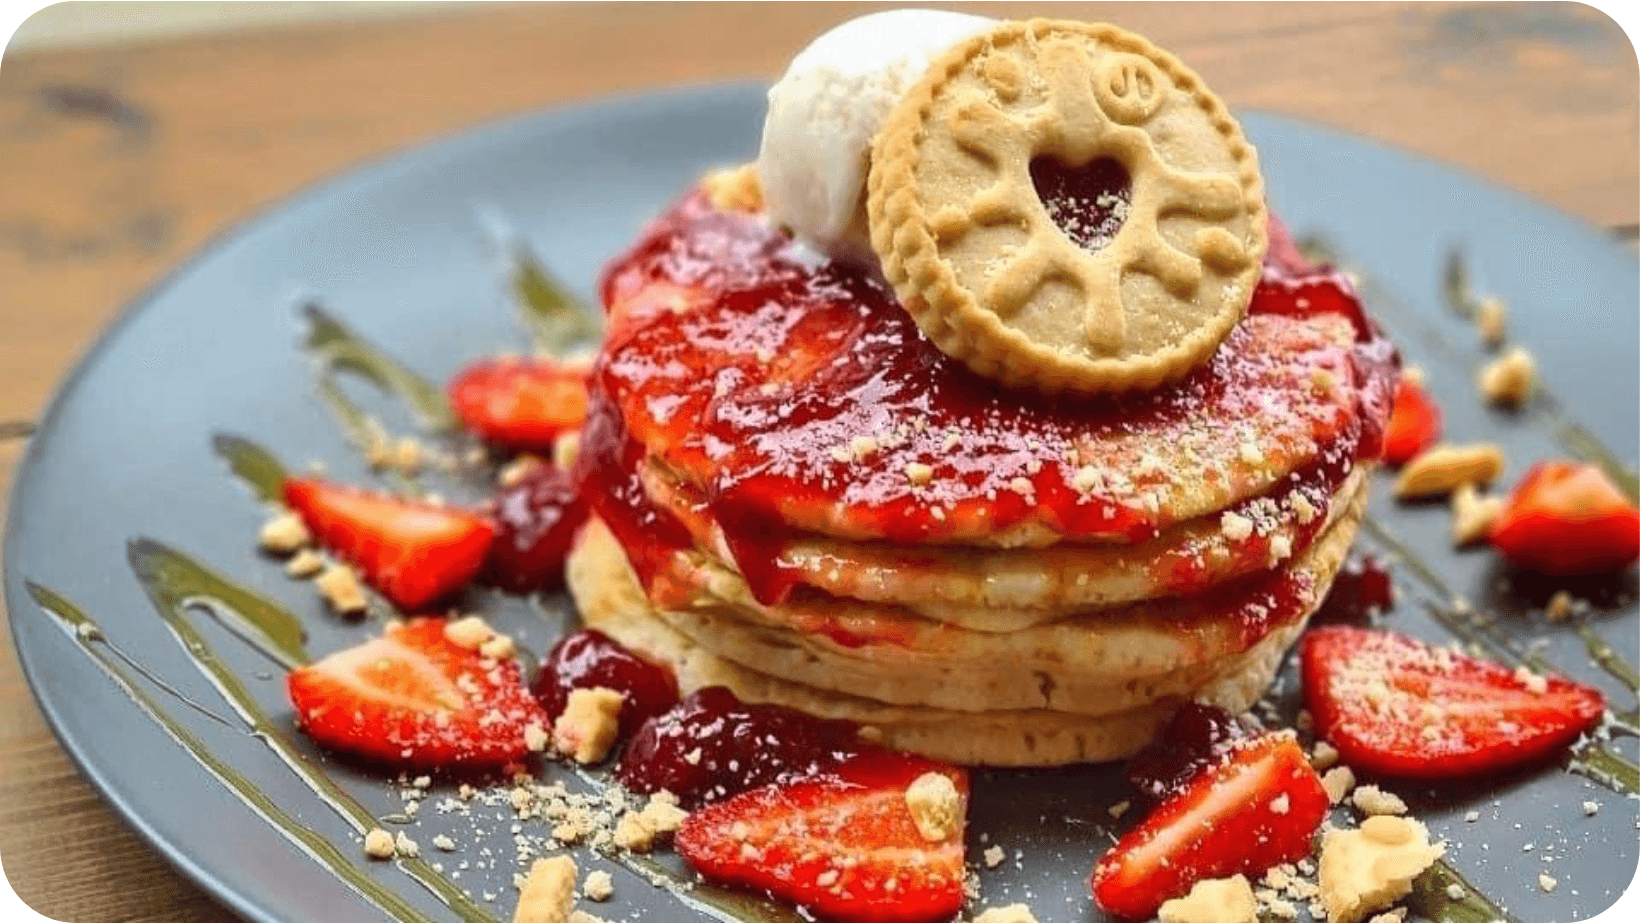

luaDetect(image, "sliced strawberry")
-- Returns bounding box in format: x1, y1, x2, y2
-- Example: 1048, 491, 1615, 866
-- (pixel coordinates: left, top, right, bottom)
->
675, 751, 969, 922
1489, 460, 1640, 575
284, 477, 494, 611
1090, 733, 1327, 921
1302, 625, 1606, 778
449, 357, 589, 453
288, 617, 547, 769
1382, 376, 1441, 467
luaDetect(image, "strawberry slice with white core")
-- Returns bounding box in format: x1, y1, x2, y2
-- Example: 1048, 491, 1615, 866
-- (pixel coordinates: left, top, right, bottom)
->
1091, 733, 1328, 920
674, 751, 969, 922
288, 618, 546, 769
1302, 625, 1606, 778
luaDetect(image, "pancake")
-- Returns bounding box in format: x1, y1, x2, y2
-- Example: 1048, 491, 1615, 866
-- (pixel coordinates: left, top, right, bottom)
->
567, 518, 1312, 766
643, 455, 1366, 627
594, 190, 1395, 549
630, 482, 1360, 683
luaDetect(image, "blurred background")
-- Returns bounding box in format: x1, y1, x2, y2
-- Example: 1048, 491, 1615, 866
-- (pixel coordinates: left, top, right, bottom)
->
0, 2, 1635, 921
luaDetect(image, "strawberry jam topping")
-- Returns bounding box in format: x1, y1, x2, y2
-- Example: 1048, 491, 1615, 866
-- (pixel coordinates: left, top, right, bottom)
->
585, 191, 1397, 607
1126, 703, 1250, 803
617, 686, 873, 808
530, 629, 678, 733
485, 465, 589, 592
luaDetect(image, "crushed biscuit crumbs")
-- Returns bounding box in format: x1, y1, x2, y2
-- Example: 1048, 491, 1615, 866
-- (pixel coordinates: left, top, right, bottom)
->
582, 869, 613, 902
1310, 740, 1340, 771
1475, 297, 1507, 346
1449, 482, 1503, 547
444, 614, 497, 650
1512, 665, 1548, 695
1393, 443, 1504, 499
524, 722, 550, 753
552, 432, 581, 471
1159, 875, 1258, 923
973, 903, 1038, 923
1318, 816, 1444, 923
1351, 785, 1407, 817
983, 844, 1007, 868
259, 511, 310, 554
514, 855, 576, 923
904, 772, 962, 842
394, 831, 420, 858
1321, 766, 1356, 805
904, 462, 934, 486
1538, 873, 1558, 893
363, 827, 396, 859
315, 564, 369, 615
1220, 511, 1254, 541
1479, 347, 1535, 406
553, 687, 624, 765
612, 793, 688, 853
284, 548, 326, 578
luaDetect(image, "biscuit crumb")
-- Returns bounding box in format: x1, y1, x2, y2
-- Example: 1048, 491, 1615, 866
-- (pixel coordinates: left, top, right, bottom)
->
1479, 347, 1535, 406
444, 614, 497, 650
524, 721, 550, 753
1309, 741, 1340, 771
1538, 873, 1558, 893
1158, 875, 1258, 923
904, 772, 962, 841
1513, 665, 1548, 695
363, 827, 396, 859
432, 834, 457, 851
983, 844, 1007, 868
1583, 800, 1600, 816
904, 462, 934, 486
1350, 785, 1407, 817
553, 687, 625, 764
1318, 816, 1444, 923
284, 548, 326, 578
1449, 482, 1503, 546
582, 869, 613, 902
259, 511, 310, 554
1475, 297, 1507, 346
1220, 511, 1254, 541
1393, 443, 1504, 499
1546, 591, 1586, 622
499, 454, 543, 487
394, 831, 420, 858
701, 163, 763, 214
973, 903, 1038, 923
393, 437, 424, 473
514, 855, 577, 923
612, 793, 689, 852
1321, 765, 1356, 805
316, 564, 369, 615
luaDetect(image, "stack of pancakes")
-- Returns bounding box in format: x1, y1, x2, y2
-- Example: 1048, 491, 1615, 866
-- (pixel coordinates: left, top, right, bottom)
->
566, 190, 1392, 766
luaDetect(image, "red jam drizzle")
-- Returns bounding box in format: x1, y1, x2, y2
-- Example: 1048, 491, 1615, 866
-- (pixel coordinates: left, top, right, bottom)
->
530, 629, 679, 733
1126, 703, 1249, 803
1311, 553, 1395, 625
587, 192, 1398, 609
616, 686, 872, 808
485, 465, 589, 592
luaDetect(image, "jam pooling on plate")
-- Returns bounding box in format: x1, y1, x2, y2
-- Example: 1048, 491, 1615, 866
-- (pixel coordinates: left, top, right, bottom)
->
531, 629, 679, 733
582, 190, 1397, 615
617, 686, 873, 808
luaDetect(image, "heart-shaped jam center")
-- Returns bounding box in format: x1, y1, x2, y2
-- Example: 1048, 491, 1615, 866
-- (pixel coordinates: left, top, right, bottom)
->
1029, 155, 1132, 252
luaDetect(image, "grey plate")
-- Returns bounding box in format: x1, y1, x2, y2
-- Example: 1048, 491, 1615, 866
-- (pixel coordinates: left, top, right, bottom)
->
4, 84, 1637, 923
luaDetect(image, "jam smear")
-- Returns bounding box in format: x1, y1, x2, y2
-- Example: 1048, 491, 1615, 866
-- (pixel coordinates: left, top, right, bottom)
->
1126, 703, 1250, 804
1030, 156, 1131, 251
530, 629, 679, 732
590, 191, 1398, 608
617, 686, 873, 808
1311, 553, 1395, 625
484, 465, 589, 592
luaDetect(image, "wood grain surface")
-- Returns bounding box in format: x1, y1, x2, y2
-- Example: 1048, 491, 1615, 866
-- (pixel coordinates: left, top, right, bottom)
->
1, 3, 1635, 920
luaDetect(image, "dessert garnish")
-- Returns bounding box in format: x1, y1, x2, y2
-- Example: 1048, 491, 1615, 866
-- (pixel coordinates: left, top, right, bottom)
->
869, 18, 1267, 393
674, 750, 970, 922
1488, 459, 1640, 575
486, 464, 590, 592
1090, 729, 1327, 920
1301, 625, 1606, 777
287, 617, 548, 769
531, 628, 679, 736
449, 355, 591, 454
284, 476, 496, 611
1381, 376, 1442, 467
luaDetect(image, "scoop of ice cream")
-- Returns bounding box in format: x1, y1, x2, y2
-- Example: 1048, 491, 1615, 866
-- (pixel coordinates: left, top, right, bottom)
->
757, 9, 995, 263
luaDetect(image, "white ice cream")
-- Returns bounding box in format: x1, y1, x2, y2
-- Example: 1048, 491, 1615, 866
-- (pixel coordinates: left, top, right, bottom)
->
757, 9, 996, 263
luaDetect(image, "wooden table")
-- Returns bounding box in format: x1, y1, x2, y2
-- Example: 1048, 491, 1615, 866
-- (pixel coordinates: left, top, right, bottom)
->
1, 3, 1634, 920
